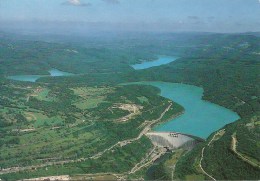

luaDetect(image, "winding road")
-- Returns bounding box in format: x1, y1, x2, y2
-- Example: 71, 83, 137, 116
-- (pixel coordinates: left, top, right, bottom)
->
199, 133, 217, 181
231, 133, 260, 168
0, 103, 173, 176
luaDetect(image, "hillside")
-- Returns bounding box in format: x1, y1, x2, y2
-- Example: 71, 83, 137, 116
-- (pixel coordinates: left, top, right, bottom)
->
0, 32, 259, 180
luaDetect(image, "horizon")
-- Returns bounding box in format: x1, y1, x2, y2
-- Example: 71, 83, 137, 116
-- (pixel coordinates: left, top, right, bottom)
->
0, 0, 260, 34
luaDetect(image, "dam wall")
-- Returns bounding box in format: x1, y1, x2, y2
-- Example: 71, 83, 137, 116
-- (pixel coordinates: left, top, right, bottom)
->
146, 132, 203, 150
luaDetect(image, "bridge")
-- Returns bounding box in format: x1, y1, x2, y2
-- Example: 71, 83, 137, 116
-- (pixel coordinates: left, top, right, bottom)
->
146, 131, 204, 150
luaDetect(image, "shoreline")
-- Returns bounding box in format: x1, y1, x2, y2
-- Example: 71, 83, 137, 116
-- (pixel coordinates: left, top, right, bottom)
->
152, 110, 185, 131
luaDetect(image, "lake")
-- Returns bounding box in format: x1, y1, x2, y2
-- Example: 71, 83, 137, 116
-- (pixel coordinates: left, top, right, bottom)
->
9, 58, 240, 139
7, 69, 73, 82
137, 82, 240, 139
131, 55, 178, 70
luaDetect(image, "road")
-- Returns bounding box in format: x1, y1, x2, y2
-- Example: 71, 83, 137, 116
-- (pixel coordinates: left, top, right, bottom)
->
128, 147, 167, 175
0, 103, 173, 175
231, 133, 260, 168
199, 133, 217, 181
91, 103, 172, 159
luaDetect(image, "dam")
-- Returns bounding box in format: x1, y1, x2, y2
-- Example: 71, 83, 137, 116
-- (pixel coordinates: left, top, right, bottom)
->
146, 131, 204, 150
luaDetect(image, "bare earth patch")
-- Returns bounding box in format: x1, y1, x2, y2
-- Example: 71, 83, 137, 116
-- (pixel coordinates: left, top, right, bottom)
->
22, 175, 70, 181
113, 103, 143, 122
72, 174, 117, 180
24, 112, 37, 121
12, 128, 35, 133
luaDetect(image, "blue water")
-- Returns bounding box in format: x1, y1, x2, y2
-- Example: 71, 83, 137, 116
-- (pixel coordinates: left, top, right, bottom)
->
7, 69, 73, 82
49, 69, 73, 76
133, 82, 240, 139
131, 56, 178, 70
7, 75, 45, 82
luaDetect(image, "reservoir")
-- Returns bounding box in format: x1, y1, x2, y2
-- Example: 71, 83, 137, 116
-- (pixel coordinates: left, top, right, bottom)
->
9, 56, 240, 139
7, 69, 73, 82
131, 55, 178, 70
131, 55, 240, 139
137, 82, 240, 139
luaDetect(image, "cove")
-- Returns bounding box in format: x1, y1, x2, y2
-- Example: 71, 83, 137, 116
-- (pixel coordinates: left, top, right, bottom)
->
132, 82, 240, 139
7, 69, 73, 82
131, 55, 178, 70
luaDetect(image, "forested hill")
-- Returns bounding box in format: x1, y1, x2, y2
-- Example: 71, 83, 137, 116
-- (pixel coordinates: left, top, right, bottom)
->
34, 33, 259, 119
1, 32, 259, 77
132, 33, 260, 180
1, 32, 259, 180
37, 33, 260, 179
127, 34, 259, 180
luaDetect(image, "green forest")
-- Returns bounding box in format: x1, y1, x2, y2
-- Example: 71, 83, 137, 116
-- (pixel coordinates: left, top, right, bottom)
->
0, 32, 259, 180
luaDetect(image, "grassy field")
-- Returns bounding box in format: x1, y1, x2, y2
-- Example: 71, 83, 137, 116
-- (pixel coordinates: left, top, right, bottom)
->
0, 80, 182, 180
34, 88, 56, 102
71, 87, 114, 109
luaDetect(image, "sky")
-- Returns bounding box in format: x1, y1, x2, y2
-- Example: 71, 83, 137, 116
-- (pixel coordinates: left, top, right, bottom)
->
0, 0, 260, 33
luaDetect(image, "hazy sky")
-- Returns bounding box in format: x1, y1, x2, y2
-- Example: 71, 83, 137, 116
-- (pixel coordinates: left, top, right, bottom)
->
0, 0, 260, 32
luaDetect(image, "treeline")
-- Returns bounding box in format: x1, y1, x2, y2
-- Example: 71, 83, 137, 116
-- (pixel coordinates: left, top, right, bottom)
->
0, 34, 158, 76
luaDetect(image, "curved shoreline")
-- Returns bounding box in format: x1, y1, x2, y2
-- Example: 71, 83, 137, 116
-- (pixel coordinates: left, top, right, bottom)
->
152, 111, 184, 130
134, 81, 240, 139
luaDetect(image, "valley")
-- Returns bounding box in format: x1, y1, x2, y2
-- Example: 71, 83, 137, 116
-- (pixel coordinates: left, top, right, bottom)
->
0, 32, 259, 180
